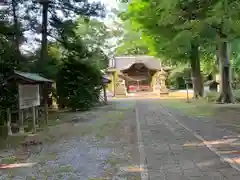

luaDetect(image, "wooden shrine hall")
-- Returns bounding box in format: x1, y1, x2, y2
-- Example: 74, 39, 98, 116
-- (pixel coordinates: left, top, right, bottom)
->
106, 56, 171, 96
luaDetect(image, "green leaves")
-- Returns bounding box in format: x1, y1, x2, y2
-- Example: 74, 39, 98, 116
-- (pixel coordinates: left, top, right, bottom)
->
56, 57, 103, 110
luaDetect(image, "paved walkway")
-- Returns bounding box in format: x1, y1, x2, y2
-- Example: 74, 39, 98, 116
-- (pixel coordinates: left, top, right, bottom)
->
136, 99, 240, 180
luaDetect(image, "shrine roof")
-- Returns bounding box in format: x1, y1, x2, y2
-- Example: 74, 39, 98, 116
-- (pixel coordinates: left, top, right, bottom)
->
113, 56, 162, 71
109, 56, 173, 72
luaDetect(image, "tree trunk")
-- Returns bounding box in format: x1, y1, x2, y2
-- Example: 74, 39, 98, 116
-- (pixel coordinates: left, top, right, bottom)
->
189, 41, 203, 98
40, 1, 49, 123
216, 34, 234, 103
40, 1, 49, 68
11, 0, 21, 65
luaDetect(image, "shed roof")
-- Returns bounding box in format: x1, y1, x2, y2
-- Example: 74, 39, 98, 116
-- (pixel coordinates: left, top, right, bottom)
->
13, 71, 53, 83
204, 80, 219, 86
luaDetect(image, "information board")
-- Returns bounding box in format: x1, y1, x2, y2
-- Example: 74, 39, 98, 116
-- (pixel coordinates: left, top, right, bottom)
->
18, 84, 40, 109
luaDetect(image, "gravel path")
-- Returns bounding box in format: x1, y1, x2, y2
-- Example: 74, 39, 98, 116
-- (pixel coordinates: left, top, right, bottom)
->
1, 137, 111, 180
0, 101, 139, 180
137, 99, 240, 180
3, 98, 239, 180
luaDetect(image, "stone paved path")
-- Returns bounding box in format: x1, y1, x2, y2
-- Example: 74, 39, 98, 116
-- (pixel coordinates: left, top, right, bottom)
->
136, 99, 240, 180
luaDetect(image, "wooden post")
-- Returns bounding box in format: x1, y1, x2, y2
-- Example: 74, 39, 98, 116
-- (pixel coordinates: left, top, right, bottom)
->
186, 82, 189, 102
35, 107, 39, 128
19, 109, 24, 133
32, 106, 36, 133
184, 77, 190, 103
44, 83, 48, 124
113, 71, 117, 97
7, 108, 12, 135
103, 84, 107, 104
18, 83, 24, 133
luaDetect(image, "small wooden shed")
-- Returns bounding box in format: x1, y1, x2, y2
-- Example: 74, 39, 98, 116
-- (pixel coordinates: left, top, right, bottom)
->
204, 80, 219, 91
204, 80, 219, 97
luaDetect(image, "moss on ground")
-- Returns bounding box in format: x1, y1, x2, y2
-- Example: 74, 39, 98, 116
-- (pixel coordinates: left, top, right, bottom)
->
160, 99, 214, 117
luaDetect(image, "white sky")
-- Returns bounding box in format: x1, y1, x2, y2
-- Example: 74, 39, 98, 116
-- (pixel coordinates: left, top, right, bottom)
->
101, 0, 118, 9
99, 0, 119, 27
21, 0, 120, 53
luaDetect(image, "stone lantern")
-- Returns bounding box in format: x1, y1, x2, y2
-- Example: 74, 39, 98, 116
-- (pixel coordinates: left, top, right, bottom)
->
158, 70, 169, 95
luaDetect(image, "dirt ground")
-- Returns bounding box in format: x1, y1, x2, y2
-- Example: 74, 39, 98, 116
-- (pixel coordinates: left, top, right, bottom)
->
0, 101, 140, 180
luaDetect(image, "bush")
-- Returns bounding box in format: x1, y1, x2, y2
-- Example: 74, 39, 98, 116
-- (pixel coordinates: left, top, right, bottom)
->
56, 57, 103, 111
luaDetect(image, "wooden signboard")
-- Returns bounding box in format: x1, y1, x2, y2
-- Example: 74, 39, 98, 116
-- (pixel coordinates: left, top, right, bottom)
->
18, 84, 40, 109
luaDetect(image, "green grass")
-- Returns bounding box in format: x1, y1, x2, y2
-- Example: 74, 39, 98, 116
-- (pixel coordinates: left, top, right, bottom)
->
56, 165, 73, 173
0, 155, 18, 164
0, 134, 27, 149
204, 89, 240, 102
160, 99, 214, 118
71, 111, 125, 140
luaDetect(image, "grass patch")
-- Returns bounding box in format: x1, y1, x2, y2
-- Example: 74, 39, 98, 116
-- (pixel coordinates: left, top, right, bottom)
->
93, 112, 125, 139
160, 99, 214, 117
70, 111, 126, 140
0, 110, 80, 151
0, 134, 27, 149
38, 111, 66, 128
204, 89, 240, 102
56, 165, 73, 173
0, 155, 18, 164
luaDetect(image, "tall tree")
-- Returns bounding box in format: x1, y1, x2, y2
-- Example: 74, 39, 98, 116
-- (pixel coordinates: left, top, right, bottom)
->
11, 0, 21, 64
115, 20, 151, 56
122, 0, 206, 97
204, 0, 240, 103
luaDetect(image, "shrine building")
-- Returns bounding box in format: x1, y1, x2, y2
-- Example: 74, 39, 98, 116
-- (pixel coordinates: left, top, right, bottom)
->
106, 55, 171, 96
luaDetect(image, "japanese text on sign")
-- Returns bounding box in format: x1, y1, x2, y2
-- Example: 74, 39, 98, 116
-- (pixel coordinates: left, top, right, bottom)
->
18, 84, 40, 109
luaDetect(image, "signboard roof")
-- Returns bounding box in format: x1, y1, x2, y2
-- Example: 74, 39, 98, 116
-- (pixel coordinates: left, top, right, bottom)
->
13, 71, 53, 83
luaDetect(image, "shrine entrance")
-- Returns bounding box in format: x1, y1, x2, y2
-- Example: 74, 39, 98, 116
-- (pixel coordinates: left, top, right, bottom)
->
121, 63, 156, 93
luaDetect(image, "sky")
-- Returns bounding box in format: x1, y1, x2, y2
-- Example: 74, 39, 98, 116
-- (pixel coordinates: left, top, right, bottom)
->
21, 0, 120, 53
99, 0, 119, 26
101, 0, 118, 9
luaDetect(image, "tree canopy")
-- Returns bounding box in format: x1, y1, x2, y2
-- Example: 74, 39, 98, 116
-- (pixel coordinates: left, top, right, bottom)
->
0, 0, 114, 121
118, 0, 240, 102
